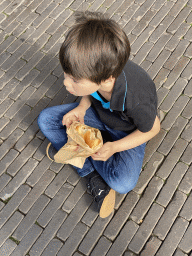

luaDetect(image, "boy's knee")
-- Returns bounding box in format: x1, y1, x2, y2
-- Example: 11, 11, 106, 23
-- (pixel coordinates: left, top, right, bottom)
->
38, 108, 52, 129
111, 180, 137, 194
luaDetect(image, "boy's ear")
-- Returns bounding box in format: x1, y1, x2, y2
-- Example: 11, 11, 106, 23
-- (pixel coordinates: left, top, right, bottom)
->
102, 76, 115, 85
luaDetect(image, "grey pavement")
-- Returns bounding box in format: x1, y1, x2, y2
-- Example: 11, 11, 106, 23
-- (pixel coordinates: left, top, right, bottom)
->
0, 0, 191, 255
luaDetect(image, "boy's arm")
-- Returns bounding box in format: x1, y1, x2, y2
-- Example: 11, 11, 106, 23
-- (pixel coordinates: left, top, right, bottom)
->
92, 116, 160, 161
62, 95, 91, 127
78, 95, 92, 111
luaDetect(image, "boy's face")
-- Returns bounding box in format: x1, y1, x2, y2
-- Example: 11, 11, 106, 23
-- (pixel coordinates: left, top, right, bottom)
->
63, 72, 100, 96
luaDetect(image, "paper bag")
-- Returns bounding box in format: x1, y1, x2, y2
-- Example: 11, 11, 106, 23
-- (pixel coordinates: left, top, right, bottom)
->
54, 121, 103, 168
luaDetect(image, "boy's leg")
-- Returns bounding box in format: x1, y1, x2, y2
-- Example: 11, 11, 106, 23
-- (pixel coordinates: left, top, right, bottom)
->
88, 126, 146, 194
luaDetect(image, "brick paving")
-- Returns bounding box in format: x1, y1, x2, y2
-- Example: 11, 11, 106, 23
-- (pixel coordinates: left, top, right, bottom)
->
0, 0, 191, 255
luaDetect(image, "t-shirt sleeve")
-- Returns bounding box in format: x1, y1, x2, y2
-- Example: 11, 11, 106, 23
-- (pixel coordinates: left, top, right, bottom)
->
131, 99, 157, 133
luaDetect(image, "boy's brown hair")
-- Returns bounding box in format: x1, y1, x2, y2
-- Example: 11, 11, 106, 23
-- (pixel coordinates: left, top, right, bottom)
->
59, 11, 130, 84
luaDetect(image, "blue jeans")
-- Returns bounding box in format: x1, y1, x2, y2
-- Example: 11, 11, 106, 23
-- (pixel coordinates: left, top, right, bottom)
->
38, 103, 146, 194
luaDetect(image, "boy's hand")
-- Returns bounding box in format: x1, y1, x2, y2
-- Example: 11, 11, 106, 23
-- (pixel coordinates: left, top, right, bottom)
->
62, 106, 86, 128
91, 142, 116, 161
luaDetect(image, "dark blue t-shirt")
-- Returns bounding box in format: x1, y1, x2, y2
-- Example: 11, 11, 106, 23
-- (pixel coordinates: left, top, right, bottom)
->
90, 60, 158, 134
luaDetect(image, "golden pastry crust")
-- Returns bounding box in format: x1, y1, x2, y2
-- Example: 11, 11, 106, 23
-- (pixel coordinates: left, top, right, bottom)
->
75, 124, 101, 149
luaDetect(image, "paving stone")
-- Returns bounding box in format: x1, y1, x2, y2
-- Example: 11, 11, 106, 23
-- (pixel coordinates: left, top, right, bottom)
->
81, 201, 99, 227
0, 211, 24, 247
147, 49, 171, 80
10, 224, 43, 256
0, 173, 12, 193
179, 165, 192, 194
156, 217, 189, 256
0, 105, 31, 140
156, 87, 169, 108
154, 190, 187, 240
7, 137, 42, 176
0, 78, 20, 103
124, 251, 137, 256
31, 58, 60, 89
161, 96, 190, 131
0, 158, 39, 201
169, 0, 189, 17
132, 41, 154, 65
19, 97, 51, 131
131, 26, 155, 55
26, 18, 54, 44
19, 170, 55, 214
182, 98, 192, 119
37, 184, 73, 228
181, 142, 192, 165
16, 0, 44, 21
181, 119, 192, 142
49, 161, 64, 174
62, 179, 87, 213
180, 192, 192, 221
0, 128, 24, 160
32, 139, 48, 161
149, 15, 175, 43
140, 236, 162, 256
15, 51, 45, 81
12, 194, 50, 241
0, 51, 11, 66
23, 33, 50, 61
57, 194, 93, 242
129, 203, 164, 254
0, 238, 17, 256
0, 36, 16, 55
160, 78, 188, 112
104, 191, 139, 240
0, 59, 26, 90
146, 33, 172, 63
57, 222, 89, 256
174, 249, 188, 256
8, 69, 40, 101
46, 75, 66, 99
67, 168, 81, 186
78, 213, 114, 256
134, 152, 164, 194
164, 39, 190, 70
7, 27, 35, 54
184, 26, 192, 41
165, 23, 190, 51
25, 157, 51, 187
105, 220, 138, 256
41, 238, 63, 256
45, 166, 73, 198
32, 2, 58, 28
26, 75, 57, 107
130, 177, 164, 224
184, 79, 192, 97
90, 236, 112, 256
29, 209, 67, 256
0, 185, 30, 228
0, 149, 19, 176
158, 116, 188, 155
45, 8, 72, 35
149, 1, 174, 27
15, 121, 39, 152
163, 57, 190, 89
181, 59, 192, 80
168, 7, 192, 34
156, 162, 188, 207
185, 43, 192, 58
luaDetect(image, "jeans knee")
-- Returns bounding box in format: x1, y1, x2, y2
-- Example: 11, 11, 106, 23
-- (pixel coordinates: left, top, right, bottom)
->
109, 173, 139, 194
38, 108, 52, 130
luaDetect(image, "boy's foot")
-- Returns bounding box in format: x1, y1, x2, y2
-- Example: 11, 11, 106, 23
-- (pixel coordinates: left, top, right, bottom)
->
46, 142, 57, 161
86, 171, 115, 218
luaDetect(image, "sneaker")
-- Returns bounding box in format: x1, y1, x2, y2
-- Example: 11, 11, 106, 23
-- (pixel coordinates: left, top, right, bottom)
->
86, 172, 115, 218
46, 142, 58, 161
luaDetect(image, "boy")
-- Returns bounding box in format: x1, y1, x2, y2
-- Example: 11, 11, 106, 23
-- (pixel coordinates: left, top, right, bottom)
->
38, 11, 160, 218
